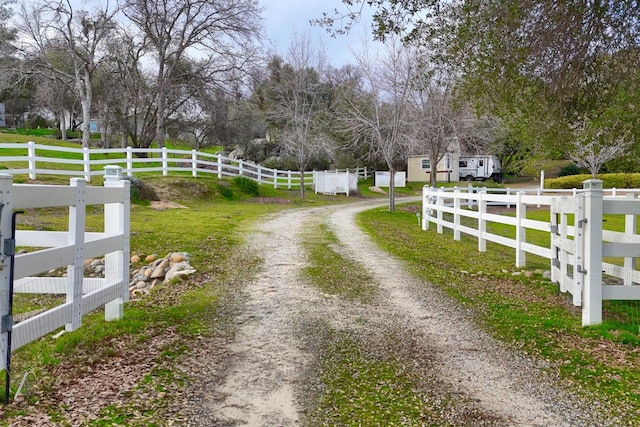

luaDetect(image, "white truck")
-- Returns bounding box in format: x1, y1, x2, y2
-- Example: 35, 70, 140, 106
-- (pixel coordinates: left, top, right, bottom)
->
458, 155, 502, 181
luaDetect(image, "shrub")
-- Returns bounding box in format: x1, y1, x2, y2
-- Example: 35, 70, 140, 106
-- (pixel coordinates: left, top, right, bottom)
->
233, 176, 259, 196
123, 176, 159, 204
558, 163, 581, 177
217, 183, 233, 199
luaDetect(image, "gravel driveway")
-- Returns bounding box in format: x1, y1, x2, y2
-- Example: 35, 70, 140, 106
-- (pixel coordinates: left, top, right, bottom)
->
186, 199, 602, 426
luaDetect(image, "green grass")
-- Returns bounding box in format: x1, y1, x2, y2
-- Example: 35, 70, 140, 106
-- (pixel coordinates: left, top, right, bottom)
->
302, 223, 378, 303
358, 203, 640, 422
304, 327, 434, 426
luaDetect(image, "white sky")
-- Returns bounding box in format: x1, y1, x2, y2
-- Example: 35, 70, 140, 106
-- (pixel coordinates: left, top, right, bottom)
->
259, 0, 379, 67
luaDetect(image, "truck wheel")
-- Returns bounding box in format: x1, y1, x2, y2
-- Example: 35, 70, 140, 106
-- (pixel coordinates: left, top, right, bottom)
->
464, 175, 474, 181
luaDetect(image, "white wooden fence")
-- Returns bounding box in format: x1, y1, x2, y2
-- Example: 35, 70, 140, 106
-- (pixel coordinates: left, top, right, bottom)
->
422, 180, 640, 326
0, 168, 129, 370
0, 141, 370, 188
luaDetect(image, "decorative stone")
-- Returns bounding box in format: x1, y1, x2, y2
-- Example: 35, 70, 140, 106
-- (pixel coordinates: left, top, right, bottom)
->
83, 259, 94, 266
130, 255, 141, 263
171, 253, 185, 263
145, 254, 157, 262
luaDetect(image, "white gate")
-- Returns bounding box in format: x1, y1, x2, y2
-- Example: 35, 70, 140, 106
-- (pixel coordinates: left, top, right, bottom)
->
0, 168, 130, 370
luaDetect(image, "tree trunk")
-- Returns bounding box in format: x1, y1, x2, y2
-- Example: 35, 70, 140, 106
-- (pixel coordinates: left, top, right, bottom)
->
155, 65, 166, 149
79, 76, 92, 148
389, 166, 396, 212
59, 112, 67, 141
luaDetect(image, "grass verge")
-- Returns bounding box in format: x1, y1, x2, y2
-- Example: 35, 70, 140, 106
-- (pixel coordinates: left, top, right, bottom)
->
358, 203, 640, 423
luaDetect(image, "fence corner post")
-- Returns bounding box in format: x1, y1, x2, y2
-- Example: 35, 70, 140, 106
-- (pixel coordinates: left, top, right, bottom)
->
103, 166, 130, 321
582, 179, 603, 326
422, 185, 430, 230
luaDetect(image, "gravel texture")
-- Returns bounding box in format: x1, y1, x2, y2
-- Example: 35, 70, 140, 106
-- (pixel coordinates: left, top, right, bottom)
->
185, 199, 606, 426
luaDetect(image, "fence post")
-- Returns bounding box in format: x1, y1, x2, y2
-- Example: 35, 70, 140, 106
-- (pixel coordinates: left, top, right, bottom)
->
478, 188, 487, 252
624, 193, 637, 286
191, 150, 198, 178
239, 159, 244, 177
66, 178, 87, 331
467, 183, 473, 209
257, 164, 262, 185
0, 174, 14, 370
582, 179, 603, 326
161, 147, 168, 177
422, 185, 430, 230
28, 141, 36, 180
453, 186, 461, 240
83, 147, 91, 182
274, 169, 278, 189
540, 170, 545, 190
126, 146, 133, 176
288, 171, 292, 190
515, 191, 527, 267
103, 167, 130, 321
436, 187, 444, 233
217, 155, 223, 179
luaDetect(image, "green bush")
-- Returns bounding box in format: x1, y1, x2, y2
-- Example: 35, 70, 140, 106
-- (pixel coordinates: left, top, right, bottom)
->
217, 183, 233, 199
232, 176, 259, 196
558, 163, 581, 177
545, 173, 640, 189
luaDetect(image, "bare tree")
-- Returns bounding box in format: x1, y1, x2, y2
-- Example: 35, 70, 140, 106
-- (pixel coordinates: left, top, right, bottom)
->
338, 39, 413, 211
122, 0, 262, 149
265, 34, 333, 199
568, 118, 632, 178
17, 0, 116, 147
407, 69, 468, 187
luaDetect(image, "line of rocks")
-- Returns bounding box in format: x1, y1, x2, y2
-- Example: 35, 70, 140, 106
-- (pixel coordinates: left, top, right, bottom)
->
69, 252, 196, 296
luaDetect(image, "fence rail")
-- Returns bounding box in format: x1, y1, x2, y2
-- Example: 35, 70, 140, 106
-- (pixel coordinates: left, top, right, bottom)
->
0, 141, 370, 187
422, 181, 640, 325
0, 171, 129, 369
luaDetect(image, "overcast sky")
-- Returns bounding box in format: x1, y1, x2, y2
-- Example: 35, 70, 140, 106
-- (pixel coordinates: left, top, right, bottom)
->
259, 0, 379, 67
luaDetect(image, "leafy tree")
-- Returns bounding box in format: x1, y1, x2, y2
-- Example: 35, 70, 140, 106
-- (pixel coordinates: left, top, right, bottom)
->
320, 1, 640, 172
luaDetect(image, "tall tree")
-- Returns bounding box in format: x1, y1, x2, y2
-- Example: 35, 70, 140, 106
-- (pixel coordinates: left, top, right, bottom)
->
321, 1, 640, 171
263, 34, 333, 199
337, 39, 413, 211
18, 0, 116, 147
122, 0, 262, 149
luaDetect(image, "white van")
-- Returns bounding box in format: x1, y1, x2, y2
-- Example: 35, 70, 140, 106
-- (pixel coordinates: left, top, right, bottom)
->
458, 155, 502, 181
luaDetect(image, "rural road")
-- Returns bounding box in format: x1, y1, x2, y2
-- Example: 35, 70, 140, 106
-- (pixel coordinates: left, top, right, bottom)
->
185, 199, 600, 426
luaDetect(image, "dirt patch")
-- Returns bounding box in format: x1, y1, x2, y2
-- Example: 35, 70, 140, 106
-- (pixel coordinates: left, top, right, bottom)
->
149, 200, 189, 210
